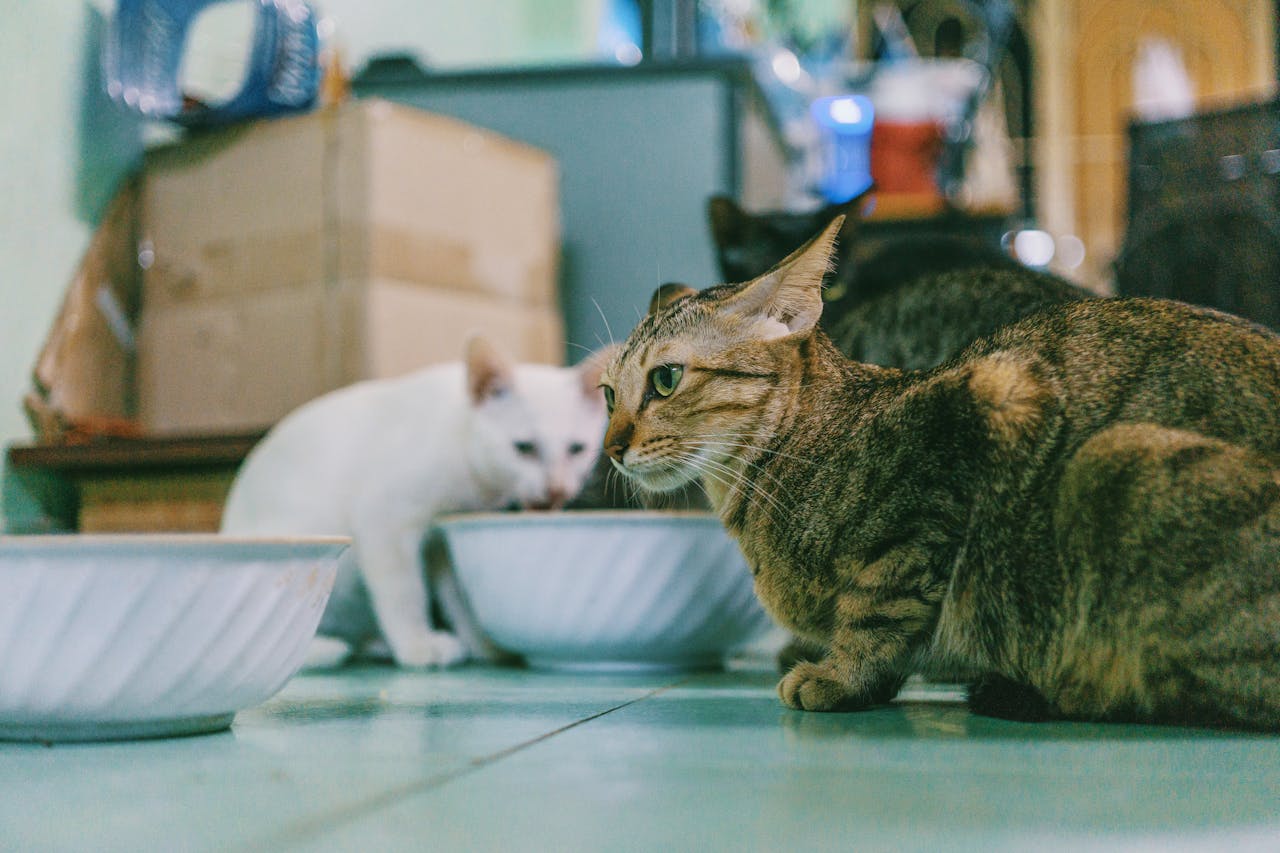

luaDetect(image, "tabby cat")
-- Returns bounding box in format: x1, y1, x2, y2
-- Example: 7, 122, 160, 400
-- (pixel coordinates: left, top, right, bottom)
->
708, 195, 1094, 668
707, 195, 1093, 370
600, 217, 1280, 729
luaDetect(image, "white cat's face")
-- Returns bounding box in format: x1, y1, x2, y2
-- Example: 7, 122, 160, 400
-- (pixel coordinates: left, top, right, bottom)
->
464, 341, 608, 509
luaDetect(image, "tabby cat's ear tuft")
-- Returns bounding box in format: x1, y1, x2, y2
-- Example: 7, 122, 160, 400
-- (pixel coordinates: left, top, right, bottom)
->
717, 215, 843, 339
464, 334, 514, 404
577, 345, 619, 402
707, 195, 746, 245
649, 282, 697, 315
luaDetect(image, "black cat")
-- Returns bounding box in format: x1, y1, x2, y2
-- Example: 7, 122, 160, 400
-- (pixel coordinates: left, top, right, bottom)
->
707, 194, 1093, 370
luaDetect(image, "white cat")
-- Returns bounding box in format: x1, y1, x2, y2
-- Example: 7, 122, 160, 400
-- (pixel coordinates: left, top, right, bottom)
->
220, 336, 608, 668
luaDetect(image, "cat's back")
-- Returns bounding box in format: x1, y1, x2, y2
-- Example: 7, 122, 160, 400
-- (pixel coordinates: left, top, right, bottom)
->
220, 363, 465, 532
962, 297, 1280, 454
978, 296, 1279, 367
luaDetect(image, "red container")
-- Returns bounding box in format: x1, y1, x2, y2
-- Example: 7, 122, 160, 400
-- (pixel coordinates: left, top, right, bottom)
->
870, 120, 944, 196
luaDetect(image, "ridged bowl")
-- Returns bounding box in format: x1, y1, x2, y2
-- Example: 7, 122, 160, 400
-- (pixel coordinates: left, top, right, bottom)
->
0, 534, 349, 742
437, 511, 774, 671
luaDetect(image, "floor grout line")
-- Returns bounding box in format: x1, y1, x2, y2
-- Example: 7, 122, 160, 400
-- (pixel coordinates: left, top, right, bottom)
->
248, 678, 690, 852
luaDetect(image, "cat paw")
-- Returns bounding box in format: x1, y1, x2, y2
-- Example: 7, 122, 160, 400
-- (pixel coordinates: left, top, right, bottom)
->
391, 631, 468, 669
303, 636, 355, 670
967, 673, 1056, 722
778, 662, 860, 712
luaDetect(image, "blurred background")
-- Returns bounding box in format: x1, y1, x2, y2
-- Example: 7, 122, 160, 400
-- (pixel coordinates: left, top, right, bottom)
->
2, 0, 1278, 533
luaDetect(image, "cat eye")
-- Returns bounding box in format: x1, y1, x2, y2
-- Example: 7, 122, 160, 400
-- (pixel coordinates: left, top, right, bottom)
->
568, 442, 586, 456
600, 385, 615, 414
650, 364, 684, 397
513, 441, 538, 458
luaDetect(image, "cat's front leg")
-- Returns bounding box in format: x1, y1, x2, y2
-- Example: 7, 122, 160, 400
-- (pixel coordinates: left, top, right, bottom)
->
354, 520, 465, 668
778, 558, 940, 712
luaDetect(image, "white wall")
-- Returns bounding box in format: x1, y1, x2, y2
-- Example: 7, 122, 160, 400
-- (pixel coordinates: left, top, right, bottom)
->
0, 4, 146, 529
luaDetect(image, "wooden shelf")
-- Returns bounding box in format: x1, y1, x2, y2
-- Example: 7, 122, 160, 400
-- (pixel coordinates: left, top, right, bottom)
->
7, 432, 265, 533
7, 432, 265, 474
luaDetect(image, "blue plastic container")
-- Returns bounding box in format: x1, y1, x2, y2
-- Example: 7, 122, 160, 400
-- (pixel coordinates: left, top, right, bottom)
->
810, 94, 875, 203
103, 0, 320, 127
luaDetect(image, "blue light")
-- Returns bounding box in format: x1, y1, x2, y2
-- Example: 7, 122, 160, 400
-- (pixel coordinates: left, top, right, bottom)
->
829, 97, 863, 124
810, 94, 874, 203
811, 94, 874, 133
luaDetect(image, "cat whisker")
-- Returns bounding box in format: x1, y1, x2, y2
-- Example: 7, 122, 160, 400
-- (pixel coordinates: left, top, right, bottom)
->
605, 461, 642, 506
688, 433, 826, 469
694, 447, 799, 518
590, 297, 616, 346
679, 427, 830, 480
670, 452, 742, 510
675, 448, 793, 526
704, 462, 791, 528
688, 435, 805, 498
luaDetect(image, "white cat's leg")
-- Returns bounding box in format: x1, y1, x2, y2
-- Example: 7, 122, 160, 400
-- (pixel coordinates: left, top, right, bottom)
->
303, 636, 355, 669
427, 533, 513, 664
352, 520, 466, 668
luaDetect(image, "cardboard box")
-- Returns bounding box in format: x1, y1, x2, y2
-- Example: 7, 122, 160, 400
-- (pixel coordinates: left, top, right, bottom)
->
138, 279, 563, 434
135, 99, 564, 435
25, 179, 142, 442
142, 98, 559, 307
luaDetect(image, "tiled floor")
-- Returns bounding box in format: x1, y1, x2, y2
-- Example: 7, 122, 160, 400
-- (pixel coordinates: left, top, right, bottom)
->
3, 664, 1280, 852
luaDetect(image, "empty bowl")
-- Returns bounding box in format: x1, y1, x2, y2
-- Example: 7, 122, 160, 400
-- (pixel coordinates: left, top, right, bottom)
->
0, 534, 349, 742
436, 511, 774, 672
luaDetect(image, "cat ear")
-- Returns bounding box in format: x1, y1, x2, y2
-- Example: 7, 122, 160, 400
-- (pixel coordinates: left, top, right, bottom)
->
707, 195, 746, 245
464, 335, 514, 404
576, 345, 619, 404
648, 282, 697, 315
716, 215, 842, 339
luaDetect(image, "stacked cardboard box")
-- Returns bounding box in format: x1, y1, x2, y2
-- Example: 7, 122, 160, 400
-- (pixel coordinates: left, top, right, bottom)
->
137, 98, 563, 435
17, 99, 563, 531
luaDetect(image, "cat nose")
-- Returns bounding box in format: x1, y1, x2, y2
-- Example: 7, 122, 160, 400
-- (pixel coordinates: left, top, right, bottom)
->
603, 421, 633, 462
546, 486, 569, 508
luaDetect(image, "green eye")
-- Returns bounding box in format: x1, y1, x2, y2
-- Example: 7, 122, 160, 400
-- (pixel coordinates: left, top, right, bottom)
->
651, 364, 684, 397
601, 385, 615, 414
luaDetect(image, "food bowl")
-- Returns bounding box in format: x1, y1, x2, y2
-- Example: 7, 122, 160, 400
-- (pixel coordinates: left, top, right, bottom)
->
0, 534, 348, 742
436, 511, 774, 672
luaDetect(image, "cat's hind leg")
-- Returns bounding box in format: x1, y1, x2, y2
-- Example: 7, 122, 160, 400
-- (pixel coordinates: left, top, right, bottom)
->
966, 673, 1056, 722
1051, 423, 1280, 729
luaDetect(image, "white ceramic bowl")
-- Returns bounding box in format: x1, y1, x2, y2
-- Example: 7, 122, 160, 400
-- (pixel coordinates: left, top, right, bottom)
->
0, 534, 349, 742
436, 511, 774, 672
